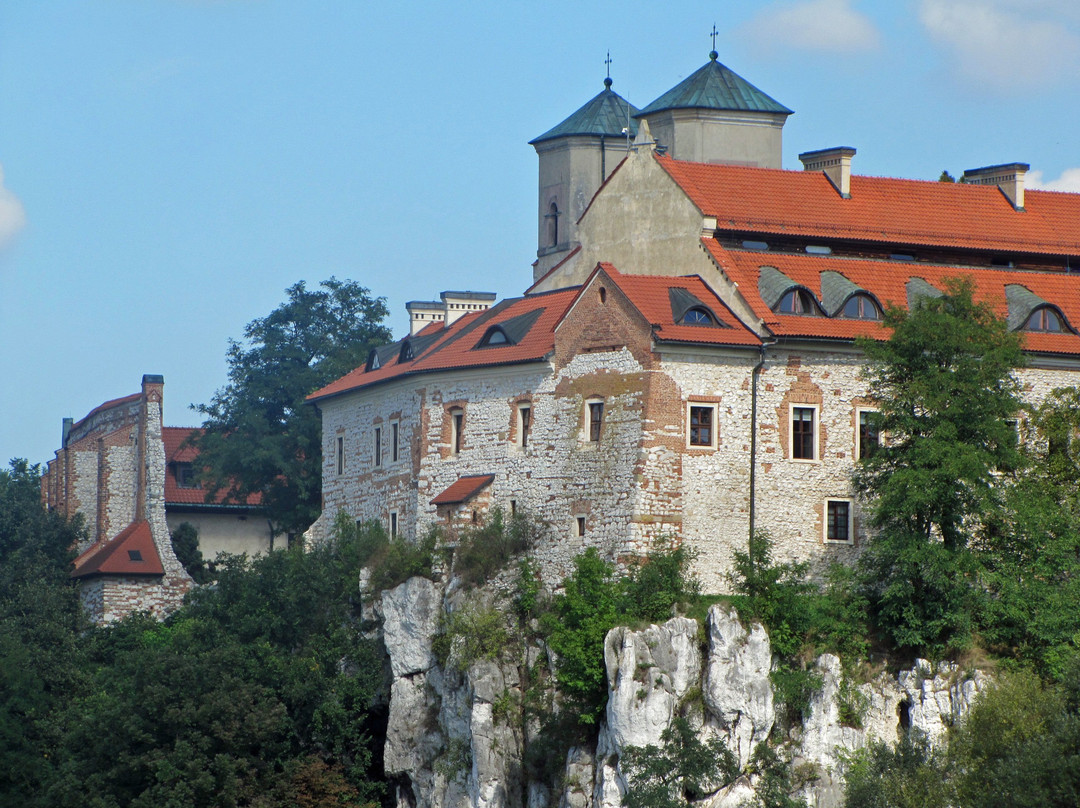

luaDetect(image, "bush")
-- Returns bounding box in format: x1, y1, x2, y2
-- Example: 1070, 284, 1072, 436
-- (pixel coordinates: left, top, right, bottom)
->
170, 522, 212, 584
432, 601, 509, 673
452, 508, 540, 586
622, 541, 701, 622
621, 716, 737, 808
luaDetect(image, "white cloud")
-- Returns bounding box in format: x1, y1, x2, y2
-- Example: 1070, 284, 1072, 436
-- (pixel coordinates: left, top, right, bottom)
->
918, 0, 1080, 91
0, 165, 26, 249
1028, 168, 1080, 193
741, 0, 881, 53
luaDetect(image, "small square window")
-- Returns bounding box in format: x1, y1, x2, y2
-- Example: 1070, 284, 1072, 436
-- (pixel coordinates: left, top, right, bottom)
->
791, 406, 817, 461
688, 404, 716, 448
127, 549, 143, 562
587, 400, 604, 442
825, 499, 853, 543
858, 409, 880, 460
175, 462, 201, 489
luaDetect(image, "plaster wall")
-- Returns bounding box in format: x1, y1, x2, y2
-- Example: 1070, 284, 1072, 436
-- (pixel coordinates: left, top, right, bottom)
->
166, 511, 274, 561
645, 109, 786, 168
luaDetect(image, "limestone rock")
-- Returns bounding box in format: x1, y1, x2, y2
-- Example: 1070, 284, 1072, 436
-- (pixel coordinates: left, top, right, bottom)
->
704, 606, 774, 767
381, 576, 442, 678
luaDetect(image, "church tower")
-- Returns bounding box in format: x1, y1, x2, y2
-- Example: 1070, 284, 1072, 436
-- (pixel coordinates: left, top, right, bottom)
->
530, 74, 639, 280
635, 50, 792, 168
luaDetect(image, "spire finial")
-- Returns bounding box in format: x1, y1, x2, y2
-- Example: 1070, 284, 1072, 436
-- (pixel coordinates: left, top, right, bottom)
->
604, 51, 613, 88
710, 24, 719, 60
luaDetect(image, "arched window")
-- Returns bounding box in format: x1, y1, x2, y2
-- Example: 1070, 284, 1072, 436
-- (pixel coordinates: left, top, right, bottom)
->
479, 327, 510, 347
681, 307, 713, 325
1024, 306, 1065, 333
546, 201, 560, 247
840, 294, 882, 320
775, 289, 818, 315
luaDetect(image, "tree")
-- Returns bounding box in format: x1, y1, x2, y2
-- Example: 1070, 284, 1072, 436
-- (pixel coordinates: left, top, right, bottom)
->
192, 278, 391, 535
854, 277, 1025, 652
621, 717, 738, 808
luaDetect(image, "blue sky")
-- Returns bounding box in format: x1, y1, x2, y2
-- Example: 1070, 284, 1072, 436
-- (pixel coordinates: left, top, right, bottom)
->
2, 0, 1079, 467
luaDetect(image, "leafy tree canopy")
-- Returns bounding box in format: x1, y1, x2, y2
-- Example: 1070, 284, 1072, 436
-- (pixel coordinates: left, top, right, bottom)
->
192, 278, 391, 535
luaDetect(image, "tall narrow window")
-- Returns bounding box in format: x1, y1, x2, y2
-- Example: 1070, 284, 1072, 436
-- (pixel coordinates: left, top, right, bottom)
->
826, 500, 852, 543
519, 404, 532, 449
450, 408, 464, 455
689, 405, 715, 447
390, 511, 398, 539
588, 400, 604, 442
391, 422, 399, 463
858, 410, 880, 460
336, 436, 344, 474
546, 201, 560, 246
792, 407, 816, 460
576, 516, 586, 537
374, 427, 382, 467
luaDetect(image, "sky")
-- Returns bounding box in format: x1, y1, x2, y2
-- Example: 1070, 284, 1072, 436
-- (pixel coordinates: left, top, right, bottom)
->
2, 0, 1079, 468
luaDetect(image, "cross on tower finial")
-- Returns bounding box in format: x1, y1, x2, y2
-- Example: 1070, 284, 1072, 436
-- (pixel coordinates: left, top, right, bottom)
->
710, 23, 719, 51
605, 51, 612, 78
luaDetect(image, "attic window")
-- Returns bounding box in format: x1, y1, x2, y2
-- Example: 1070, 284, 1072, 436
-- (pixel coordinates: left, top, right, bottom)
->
399, 341, 414, 362
367, 351, 381, 371
175, 463, 200, 489
776, 289, 818, 315
805, 245, 832, 255
128, 550, 143, 562
478, 327, 511, 347
681, 307, 714, 325
890, 253, 915, 262
742, 240, 770, 251
840, 294, 882, 320
1024, 306, 1067, 333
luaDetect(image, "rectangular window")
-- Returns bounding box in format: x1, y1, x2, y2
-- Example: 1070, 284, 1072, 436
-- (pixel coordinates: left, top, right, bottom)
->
825, 499, 852, 543
336, 436, 344, 474
451, 408, 464, 454
858, 410, 880, 460
374, 427, 382, 467
519, 404, 532, 448
792, 406, 816, 460
688, 404, 715, 448
510, 499, 517, 516
390, 511, 398, 539
588, 401, 604, 442
391, 421, 399, 463
576, 516, 586, 537
175, 462, 201, 489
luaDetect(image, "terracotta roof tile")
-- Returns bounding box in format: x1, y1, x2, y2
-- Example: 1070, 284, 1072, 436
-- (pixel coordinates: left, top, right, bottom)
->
71, 520, 165, 578
713, 242, 1080, 355
431, 474, 495, 506
162, 427, 261, 507
660, 155, 1080, 257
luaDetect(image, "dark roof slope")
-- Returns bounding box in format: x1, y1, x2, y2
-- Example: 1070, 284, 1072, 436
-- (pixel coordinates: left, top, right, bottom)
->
530, 79, 639, 144
636, 53, 792, 117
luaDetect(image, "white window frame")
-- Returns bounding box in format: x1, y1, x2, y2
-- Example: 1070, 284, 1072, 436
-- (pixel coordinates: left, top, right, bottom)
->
449, 407, 464, 455
686, 402, 718, 450
584, 398, 604, 444
824, 498, 854, 544
574, 515, 587, 537
856, 407, 881, 461
789, 404, 820, 462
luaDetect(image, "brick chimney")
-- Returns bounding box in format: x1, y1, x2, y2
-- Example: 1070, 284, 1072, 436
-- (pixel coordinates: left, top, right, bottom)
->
799, 147, 856, 198
962, 163, 1029, 211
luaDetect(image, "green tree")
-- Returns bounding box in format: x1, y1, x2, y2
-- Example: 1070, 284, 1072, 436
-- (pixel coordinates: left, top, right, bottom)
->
0, 460, 87, 807
843, 731, 954, 808
192, 278, 391, 536
854, 276, 1025, 652
170, 521, 212, 583
621, 717, 738, 808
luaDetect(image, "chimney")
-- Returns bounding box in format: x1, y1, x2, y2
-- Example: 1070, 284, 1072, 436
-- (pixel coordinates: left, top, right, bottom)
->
799, 147, 856, 198
962, 163, 1029, 211
405, 300, 445, 335
61, 417, 73, 448
440, 291, 496, 326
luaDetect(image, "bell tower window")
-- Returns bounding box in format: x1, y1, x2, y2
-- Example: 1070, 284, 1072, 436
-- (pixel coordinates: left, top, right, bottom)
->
546, 201, 560, 247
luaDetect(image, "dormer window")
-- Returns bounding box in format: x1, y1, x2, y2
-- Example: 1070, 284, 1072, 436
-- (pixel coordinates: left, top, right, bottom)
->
176, 462, 200, 489
367, 350, 382, 371
479, 327, 510, 347
681, 307, 714, 325
399, 341, 414, 362
776, 289, 818, 315
1024, 306, 1066, 333
840, 294, 882, 320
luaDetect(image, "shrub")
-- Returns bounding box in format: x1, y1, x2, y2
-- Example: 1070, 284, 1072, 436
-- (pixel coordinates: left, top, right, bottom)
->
432, 601, 509, 673
452, 508, 540, 586
622, 541, 701, 622
170, 521, 212, 584
621, 716, 737, 808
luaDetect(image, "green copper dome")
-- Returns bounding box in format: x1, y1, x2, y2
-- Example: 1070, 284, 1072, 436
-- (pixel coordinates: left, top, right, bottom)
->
530, 80, 640, 145
636, 53, 792, 117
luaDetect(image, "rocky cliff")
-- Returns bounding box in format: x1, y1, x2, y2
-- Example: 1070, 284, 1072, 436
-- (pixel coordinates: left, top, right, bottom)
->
374, 576, 985, 808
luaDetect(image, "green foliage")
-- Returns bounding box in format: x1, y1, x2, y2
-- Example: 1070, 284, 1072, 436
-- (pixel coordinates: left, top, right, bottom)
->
332, 512, 439, 594
451, 508, 539, 586
808, 563, 872, 661
843, 731, 954, 808
0, 460, 88, 807
170, 521, 212, 584
836, 674, 870, 729
620, 716, 737, 808
744, 743, 807, 808
622, 541, 701, 622
192, 278, 392, 535
432, 600, 510, 673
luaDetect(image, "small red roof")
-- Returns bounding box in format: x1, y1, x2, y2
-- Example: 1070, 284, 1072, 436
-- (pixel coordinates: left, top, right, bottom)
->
162, 427, 262, 507
71, 520, 165, 578
659, 155, 1080, 257
431, 474, 495, 506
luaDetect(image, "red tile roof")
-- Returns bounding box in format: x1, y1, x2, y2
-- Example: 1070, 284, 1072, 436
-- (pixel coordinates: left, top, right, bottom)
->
713, 241, 1080, 355
659, 155, 1080, 257
71, 520, 165, 578
68, 392, 141, 436
431, 474, 495, 506
600, 266, 761, 346
162, 427, 262, 507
